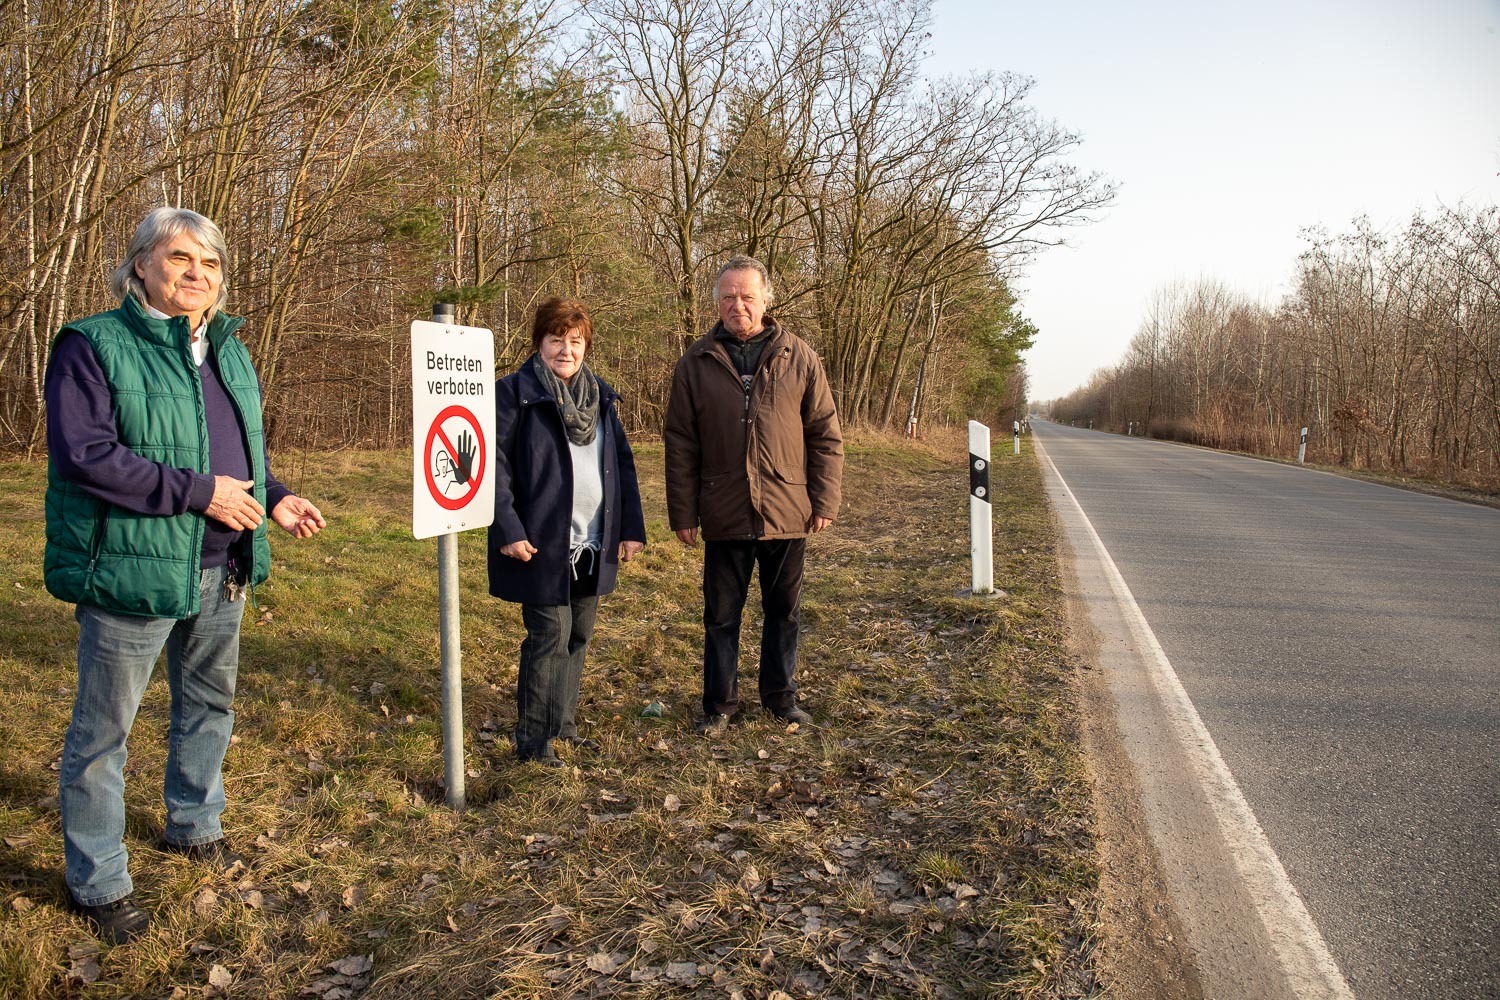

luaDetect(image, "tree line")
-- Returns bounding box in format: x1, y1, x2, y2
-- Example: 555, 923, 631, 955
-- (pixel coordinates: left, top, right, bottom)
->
1047, 206, 1500, 489
1, 0, 1112, 453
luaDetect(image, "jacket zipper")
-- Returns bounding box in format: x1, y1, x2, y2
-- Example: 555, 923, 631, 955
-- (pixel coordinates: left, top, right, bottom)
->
86, 505, 110, 577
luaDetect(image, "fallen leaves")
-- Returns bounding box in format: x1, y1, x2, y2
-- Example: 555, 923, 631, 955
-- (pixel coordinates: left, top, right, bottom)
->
585, 951, 624, 975
206, 964, 234, 996
314, 836, 352, 857
328, 954, 374, 977
664, 961, 699, 982
541, 904, 571, 934
66, 942, 100, 986
301, 954, 374, 998
765, 778, 821, 805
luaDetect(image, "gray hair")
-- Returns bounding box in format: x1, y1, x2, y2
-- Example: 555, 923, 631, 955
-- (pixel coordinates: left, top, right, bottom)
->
713, 254, 775, 308
109, 207, 231, 320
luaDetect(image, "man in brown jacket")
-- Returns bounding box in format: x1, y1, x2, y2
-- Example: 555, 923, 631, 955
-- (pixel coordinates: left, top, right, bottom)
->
664, 255, 844, 734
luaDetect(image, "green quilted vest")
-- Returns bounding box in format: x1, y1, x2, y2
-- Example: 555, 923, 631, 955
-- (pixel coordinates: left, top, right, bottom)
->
44, 295, 272, 618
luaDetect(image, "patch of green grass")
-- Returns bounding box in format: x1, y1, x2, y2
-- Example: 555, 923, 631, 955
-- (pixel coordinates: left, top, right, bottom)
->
0, 433, 1101, 999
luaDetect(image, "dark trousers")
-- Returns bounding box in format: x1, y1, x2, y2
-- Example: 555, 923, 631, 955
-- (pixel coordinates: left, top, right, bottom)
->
515, 560, 599, 756
702, 538, 805, 717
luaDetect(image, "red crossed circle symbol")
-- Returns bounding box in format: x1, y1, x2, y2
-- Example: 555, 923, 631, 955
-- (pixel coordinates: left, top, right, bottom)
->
423, 404, 486, 510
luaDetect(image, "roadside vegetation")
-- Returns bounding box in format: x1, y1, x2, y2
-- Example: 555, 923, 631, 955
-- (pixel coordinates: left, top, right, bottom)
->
1046, 207, 1500, 492
0, 431, 1100, 1000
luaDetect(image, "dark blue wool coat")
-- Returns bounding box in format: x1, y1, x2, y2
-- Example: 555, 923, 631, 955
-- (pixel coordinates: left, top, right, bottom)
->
487, 360, 646, 606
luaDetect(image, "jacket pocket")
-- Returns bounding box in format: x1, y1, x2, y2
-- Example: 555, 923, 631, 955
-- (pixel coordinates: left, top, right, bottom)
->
697, 474, 750, 534
764, 466, 811, 534
699, 475, 731, 502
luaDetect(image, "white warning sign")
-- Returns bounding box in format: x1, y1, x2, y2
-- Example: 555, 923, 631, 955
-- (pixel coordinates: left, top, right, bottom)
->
411, 320, 495, 539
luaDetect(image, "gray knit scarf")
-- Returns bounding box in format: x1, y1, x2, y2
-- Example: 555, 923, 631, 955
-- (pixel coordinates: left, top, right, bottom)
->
531, 353, 600, 446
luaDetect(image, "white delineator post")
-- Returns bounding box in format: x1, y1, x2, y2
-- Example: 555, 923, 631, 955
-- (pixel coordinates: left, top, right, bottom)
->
1013, 419, 1021, 455
969, 420, 994, 596
1298, 426, 1308, 464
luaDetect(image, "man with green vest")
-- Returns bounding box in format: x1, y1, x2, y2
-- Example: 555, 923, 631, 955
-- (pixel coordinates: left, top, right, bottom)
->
43, 207, 326, 944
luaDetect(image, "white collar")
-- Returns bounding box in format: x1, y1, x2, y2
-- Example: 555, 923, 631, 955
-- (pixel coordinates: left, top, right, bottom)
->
145, 303, 210, 365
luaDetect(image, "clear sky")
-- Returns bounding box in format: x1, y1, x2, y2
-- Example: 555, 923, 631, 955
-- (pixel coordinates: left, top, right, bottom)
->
926, 0, 1500, 401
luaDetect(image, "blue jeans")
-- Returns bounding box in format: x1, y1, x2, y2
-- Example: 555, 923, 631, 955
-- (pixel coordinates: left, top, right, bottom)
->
59, 565, 244, 905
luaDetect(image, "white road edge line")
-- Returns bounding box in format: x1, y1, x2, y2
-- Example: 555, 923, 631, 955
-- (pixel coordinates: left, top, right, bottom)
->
1036, 437, 1356, 1000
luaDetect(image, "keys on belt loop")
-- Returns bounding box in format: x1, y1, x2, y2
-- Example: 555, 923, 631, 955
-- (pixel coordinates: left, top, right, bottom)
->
222, 561, 248, 602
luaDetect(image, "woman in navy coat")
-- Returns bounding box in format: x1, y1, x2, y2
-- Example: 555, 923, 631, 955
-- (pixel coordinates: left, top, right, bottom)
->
488, 298, 646, 765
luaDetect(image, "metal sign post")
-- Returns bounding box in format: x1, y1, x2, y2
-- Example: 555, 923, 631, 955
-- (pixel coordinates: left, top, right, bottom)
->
411, 304, 496, 811
437, 525, 463, 808
969, 420, 994, 596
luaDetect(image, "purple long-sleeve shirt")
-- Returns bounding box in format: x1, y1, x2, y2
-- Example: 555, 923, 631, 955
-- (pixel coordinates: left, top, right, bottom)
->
45, 331, 291, 568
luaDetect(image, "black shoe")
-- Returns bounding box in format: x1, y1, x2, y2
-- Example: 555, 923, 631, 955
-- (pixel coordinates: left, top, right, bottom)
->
71, 895, 150, 945
516, 749, 565, 768
695, 714, 731, 735
559, 736, 601, 751
769, 705, 814, 727
163, 838, 248, 873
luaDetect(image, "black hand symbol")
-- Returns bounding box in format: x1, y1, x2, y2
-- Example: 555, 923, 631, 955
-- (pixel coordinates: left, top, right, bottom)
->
453, 429, 476, 485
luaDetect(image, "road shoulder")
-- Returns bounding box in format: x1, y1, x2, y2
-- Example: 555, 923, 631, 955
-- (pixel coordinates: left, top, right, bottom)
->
1058, 526, 1204, 1000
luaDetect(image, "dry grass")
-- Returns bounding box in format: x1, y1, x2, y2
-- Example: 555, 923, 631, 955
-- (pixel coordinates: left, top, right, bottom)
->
0, 429, 1099, 999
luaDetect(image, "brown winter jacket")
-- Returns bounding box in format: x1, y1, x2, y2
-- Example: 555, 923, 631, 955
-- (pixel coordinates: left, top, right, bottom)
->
664, 318, 844, 541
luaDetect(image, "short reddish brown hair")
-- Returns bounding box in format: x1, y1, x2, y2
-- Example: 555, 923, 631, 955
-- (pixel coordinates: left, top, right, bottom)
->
531, 297, 593, 352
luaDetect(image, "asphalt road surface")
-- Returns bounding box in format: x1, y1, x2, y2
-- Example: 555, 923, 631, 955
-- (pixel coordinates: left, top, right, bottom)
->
1033, 420, 1500, 1000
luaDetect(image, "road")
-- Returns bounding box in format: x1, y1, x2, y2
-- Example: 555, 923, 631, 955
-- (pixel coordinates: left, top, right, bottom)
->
1033, 420, 1500, 1000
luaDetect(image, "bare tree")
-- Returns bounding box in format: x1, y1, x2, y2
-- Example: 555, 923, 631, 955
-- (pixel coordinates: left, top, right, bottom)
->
588, 0, 766, 352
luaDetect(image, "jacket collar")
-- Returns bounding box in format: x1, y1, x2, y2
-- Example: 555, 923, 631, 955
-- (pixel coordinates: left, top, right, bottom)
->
693, 316, 786, 359
119, 293, 244, 349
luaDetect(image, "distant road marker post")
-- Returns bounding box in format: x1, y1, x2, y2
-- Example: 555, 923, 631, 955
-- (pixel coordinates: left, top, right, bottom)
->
1298, 426, 1308, 464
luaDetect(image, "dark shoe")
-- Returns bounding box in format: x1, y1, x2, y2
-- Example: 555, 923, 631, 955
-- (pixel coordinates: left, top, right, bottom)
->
695, 714, 731, 735
516, 748, 565, 768
72, 895, 150, 945
560, 736, 601, 751
163, 838, 248, 873
769, 705, 814, 727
